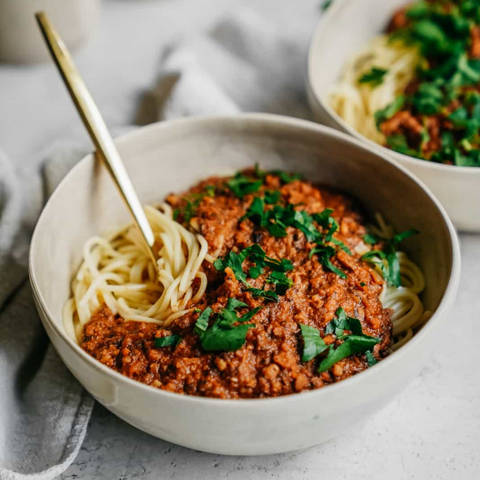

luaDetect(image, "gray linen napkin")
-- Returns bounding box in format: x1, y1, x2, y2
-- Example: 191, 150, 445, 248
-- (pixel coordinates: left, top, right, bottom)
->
0, 6, 316, 479
0, 142, 94, 480
136, 7, 313, 124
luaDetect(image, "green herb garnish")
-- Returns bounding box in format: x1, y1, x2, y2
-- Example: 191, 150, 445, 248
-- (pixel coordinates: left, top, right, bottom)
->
214, 251, 249, 285
374, 95, 406, 128
194, 307, 213, 335
174, 186, 215, 223
264, 190, 281, 204
317, 335, 380, 372
214, 244, 294, 299
299, 307, 380, 372
200, 322, 254, 352
155, 335, 182, 348
324, 307, 363, 336
226, 298, 247, 310
386, 134, 420, 157
241, 200, 350, 277
254, 164, 302, 184
411, 82, 444, 115
358, 67, 388, 87
266, 270, 294, 295
363, 233, 378, 245
361, 229, 419, 287
365, 350, 377, 367
309, 244, 347, 279
194, 302, 261, 352
246, 287, 279, 302
300, 324, 329, 362
226, 173, 262, 198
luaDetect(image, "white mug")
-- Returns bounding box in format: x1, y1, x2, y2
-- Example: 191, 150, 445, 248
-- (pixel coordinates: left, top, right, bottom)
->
0, 0, 101, 64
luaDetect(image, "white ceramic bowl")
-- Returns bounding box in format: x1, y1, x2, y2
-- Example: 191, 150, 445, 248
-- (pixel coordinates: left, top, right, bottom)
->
29, 114, 460, 455
307, 0, 480, 232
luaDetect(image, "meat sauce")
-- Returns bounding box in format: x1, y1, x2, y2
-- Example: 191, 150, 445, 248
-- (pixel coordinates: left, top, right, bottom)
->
81, 172, 392, 399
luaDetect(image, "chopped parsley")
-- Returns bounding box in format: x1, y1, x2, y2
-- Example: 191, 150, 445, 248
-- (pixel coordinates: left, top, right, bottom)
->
266, 270, 294, 295
241, 199, 350, 278
241, 199, 292, 238
214, 250, 249, 285
155, 334, 182, 348
299, 307, 380, 372
226, 173, 262, 198
365, 350, 377, 367
358, 67, 388, 87
317, 334, 380, 373
273, 170, 302, 184
300, 324, 329, 362
173, 185, 215, 223
245, 287, 279, 302
226, 165, 301, 201
194, 307, 213, 335
386, 133, 421, 158
363, 233, 378, 245
411, 82, 444, 115
309, 244, 347, 279
214, 244, 294, 300
374, 95, 406, 128
361, 229, 419, 287
324, 307, 363, 336
313, 209, 337, 241
254, 164, 302, 184
264, 190, 281, 204
194, 302, 261, 352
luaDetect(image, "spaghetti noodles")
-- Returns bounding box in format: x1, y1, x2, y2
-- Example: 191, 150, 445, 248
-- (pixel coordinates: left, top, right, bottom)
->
63, 203, 212, 342
329, 35, 420, 143
368, 213, 430, 350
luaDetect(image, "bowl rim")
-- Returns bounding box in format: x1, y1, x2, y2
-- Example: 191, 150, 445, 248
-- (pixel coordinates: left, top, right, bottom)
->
307, 0, 480, 175
29, 112, 461, 407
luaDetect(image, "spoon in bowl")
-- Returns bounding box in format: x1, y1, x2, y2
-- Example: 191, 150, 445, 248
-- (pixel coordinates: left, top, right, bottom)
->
35, 11, 159, 275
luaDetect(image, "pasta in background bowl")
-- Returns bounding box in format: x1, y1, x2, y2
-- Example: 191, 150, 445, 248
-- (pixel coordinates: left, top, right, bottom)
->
29, 114, 460, 455
308, 0, 480, 232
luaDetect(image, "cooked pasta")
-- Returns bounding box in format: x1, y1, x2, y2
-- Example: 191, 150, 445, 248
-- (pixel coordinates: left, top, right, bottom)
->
63, 203, 212, 342
329, 35, 420, 143
368, 213, 430, 350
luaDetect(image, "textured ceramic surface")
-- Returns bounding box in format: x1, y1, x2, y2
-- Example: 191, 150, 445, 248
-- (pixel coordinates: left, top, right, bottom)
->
307, 0, 480, 232
29, 114, 460, 455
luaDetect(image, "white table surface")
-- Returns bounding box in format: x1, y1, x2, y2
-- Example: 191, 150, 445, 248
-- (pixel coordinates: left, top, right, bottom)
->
1, 1, 479, 479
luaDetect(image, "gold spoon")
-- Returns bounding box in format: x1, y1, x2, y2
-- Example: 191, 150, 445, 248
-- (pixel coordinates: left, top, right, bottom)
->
35, 11, 158, 274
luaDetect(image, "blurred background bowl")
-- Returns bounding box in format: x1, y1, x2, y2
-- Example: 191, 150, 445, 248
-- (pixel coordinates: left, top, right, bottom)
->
307, 0, 480, 232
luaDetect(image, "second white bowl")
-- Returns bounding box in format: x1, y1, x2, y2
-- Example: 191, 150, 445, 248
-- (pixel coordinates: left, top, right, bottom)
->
307, 0, 480, 232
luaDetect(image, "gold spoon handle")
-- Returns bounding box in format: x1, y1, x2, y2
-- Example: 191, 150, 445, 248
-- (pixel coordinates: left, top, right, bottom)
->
35, 11, 158, 271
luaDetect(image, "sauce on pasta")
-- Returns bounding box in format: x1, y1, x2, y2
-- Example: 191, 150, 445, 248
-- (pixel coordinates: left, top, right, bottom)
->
65, 167, 428, 399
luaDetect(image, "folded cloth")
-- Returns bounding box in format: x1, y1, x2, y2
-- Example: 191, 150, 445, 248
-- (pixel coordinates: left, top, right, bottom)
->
0, 131, 130, 480
0, 141, 94, 480
136, 7, 313, 124
0, 5, 317, 479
